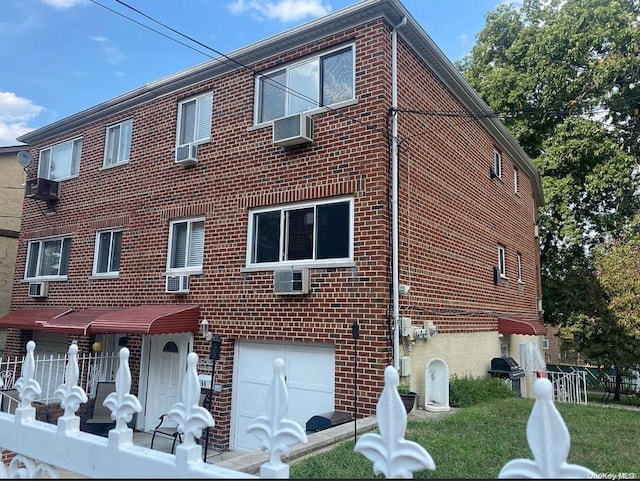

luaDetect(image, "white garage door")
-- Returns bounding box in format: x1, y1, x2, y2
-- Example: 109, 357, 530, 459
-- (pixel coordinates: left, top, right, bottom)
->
232, 341, 335, 452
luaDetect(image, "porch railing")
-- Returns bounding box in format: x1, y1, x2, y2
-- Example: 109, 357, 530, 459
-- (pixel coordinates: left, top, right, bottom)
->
0, 341, 597, 479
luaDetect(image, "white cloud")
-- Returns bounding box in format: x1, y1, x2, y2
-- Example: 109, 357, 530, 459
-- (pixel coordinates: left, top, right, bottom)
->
228, 0, 332, 22
39, 0, 88, 9
89, 35, 126, 65
0, 92, 44, 146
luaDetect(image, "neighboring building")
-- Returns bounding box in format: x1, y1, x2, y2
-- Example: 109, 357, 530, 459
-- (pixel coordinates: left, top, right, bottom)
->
0, 145, 29, 355
1, 0, 545, 452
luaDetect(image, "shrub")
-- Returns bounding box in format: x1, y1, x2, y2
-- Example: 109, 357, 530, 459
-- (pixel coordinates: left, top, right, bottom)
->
449, 375, 514, 408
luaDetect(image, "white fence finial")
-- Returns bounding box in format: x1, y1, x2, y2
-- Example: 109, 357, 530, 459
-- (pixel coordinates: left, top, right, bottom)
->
55, 343, 88, 419
499, 378, 596, 478
103, 347, 142, 434
354, 365, 435, 479
247, 358, 308, 479
13, 341, 42, 413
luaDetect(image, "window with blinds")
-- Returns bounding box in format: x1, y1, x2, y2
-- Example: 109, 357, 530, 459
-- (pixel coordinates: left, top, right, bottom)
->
168, 218, 205, 272
177, 92, 213, 146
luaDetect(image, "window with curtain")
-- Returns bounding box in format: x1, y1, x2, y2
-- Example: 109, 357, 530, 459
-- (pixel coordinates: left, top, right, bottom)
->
248, 198, 352, 267
177, 92, 213, 146
104, 119, 132, 167
93, 229, 122, 276
168, 218, 205, 272
255, 45, 354, 124
25, 237, 72, 279
38, 138, 83, 181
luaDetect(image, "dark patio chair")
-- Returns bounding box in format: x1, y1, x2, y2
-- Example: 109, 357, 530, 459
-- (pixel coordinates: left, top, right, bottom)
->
0, 389, 19, 414
84, 381, 116, 435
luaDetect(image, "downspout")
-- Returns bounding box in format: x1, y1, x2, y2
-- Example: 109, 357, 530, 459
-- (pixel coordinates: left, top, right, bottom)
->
391, 16, 407, 372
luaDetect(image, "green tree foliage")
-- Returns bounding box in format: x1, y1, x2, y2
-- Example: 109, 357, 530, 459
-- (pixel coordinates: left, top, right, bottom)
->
459, 0, 640, 367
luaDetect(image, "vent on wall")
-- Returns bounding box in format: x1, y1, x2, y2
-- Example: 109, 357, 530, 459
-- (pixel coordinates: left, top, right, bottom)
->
274, 269, 309, 295
273, 113, 314, 146
28, 281, 48, 298
166, 274, 190, 294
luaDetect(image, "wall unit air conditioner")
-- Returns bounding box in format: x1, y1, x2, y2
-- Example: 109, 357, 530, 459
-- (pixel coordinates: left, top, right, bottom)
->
25, 178, 60, 201
175, 143, 198, 166
28, 281, 48, 298
273, 268, 309, 295
166, 274, 190, 294
273, 113, 314, 146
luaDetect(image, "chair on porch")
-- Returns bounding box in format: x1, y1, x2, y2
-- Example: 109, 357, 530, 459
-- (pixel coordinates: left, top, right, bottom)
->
0, 389, 19, 414
84, 381, 117, 435
150, 390, 210, 454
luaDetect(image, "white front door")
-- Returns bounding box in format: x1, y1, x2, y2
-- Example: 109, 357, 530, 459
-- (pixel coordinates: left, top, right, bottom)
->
232, 341, 335, 452
144, 334, 190, 431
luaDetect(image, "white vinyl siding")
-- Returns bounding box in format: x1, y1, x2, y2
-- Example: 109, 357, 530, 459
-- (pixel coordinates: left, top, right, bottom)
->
167, 218, 205, 273
104, 119, 132, 167
38, 138, 82, 181
177, 93, 212, 146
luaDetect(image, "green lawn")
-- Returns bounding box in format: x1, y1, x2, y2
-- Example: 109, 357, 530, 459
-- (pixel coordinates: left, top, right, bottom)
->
290, 398, 640, 479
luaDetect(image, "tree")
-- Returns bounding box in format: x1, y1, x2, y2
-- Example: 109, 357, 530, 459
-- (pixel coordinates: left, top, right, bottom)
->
459, 0, 640, 365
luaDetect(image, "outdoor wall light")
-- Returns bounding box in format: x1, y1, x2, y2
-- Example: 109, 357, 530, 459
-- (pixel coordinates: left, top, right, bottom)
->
200, 318, 212, 341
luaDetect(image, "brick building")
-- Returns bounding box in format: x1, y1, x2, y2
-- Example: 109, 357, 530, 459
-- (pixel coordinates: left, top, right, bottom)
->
1, 0, 545, 452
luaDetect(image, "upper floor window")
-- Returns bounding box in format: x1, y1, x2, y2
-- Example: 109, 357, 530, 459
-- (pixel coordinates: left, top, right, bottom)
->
25, 236, 71, 280
167, 218, 205, 273
497, 244, 507, 278
492, 149, 503, 179
177, 92, 213, 146
255, 45, 355, 124
513, 166, 519, 194
104, 119, 132, 168
247, 197, 353, 267
517, 252, 523, 283
93, 229, 122, 276
38, 138, 82, 181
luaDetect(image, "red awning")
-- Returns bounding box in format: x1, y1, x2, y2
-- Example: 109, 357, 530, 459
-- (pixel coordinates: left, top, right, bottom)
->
498, 318, 547, 336
0, 307, 72, 330
39, 308, 120, 335
90, 304, 199, 335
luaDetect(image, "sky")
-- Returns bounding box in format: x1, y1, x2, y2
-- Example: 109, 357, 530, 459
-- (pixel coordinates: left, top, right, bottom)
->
0, 0, 514, 147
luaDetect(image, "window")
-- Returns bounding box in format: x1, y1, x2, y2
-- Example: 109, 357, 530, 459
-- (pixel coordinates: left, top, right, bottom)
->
167, 218, 205, 273
93, 229, 122, 276
497, 244, 507, 278
25, 237, 71, 279
177, 92, 213, 146
493, 150, 502, 179
517, 252, 523, 283
256, 45, 355, 124
248, 198, 353, 267
38, 138, 82, 181
513, 166, 519, 194
104, 119, 132, 168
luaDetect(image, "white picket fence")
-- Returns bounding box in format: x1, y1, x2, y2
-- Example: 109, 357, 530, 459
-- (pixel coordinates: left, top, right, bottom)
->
0, 341, 597, 479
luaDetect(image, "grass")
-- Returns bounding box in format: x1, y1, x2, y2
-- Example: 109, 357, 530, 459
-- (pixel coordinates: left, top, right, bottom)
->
290, 398, 640, 478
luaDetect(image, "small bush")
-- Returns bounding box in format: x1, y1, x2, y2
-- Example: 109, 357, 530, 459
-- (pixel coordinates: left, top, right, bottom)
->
449, 375, 514, 408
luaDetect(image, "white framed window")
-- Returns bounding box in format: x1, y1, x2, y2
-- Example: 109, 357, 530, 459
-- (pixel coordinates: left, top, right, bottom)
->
177, 92, 213, 147
493, 150, 502, 179
38, 138, 82, 181
25, 236, 71, 280
93, 229, 122, 276
167, 218, 205, 273
247, 197, 353, 268
517, 252, 523, 283
542, 338, 549, 350
104, 119, 132, 168
255, 45, 355, 124
497, 244, 507, 278
513, 166, 519, 194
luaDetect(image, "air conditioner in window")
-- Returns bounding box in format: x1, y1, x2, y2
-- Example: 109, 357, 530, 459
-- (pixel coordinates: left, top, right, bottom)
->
274, 268, 310, 295
273, 113, 314, 146
25, 178, 60, 201
28, 281, 48, 298
175, 143, 198, 166
166, 274, 190, 294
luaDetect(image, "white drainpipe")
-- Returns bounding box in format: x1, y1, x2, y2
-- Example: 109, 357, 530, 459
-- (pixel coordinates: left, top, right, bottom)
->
391, 16, 407, 372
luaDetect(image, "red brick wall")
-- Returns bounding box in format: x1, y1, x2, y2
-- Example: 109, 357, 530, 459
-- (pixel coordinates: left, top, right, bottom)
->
9, 18, 541, 450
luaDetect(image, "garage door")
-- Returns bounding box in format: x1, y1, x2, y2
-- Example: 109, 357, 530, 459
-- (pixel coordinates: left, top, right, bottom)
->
232, 341, 335, 452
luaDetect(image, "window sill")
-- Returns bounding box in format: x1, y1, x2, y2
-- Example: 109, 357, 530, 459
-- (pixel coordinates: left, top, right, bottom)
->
89, 274, 120, 280
100, 161, 130, 171
248, 98, 359, 131
21, 276, 68, 283
163, 270, 203, 276
241, 261, 356, 272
